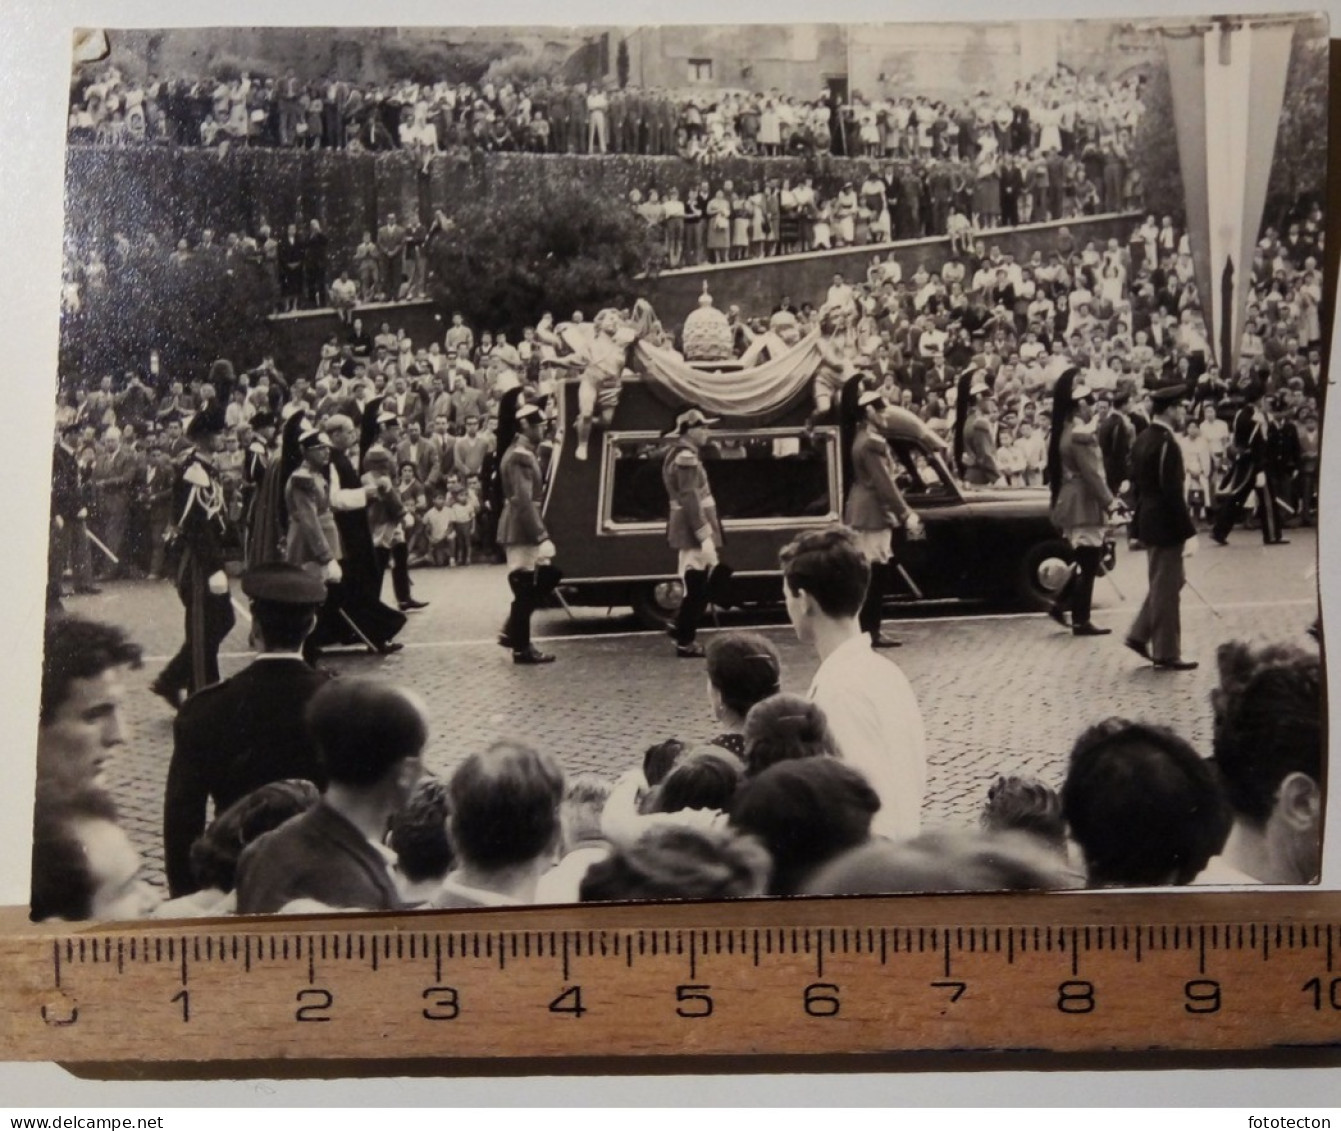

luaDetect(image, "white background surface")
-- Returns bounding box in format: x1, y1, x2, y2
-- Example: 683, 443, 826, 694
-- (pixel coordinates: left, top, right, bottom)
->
0, 0, 1337, 1104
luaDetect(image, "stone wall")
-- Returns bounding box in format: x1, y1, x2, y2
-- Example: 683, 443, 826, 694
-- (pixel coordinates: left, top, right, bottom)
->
265, 211, 1140, 374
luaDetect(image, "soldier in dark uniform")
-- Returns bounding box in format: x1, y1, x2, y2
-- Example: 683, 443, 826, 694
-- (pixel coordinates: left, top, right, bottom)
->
497, 402, 559, 665
151, 403, 235, 708
1125, 384, 1198, 671
843, 387, 923, 649
1265, 393, 1302, 527
240, 410, 276, 554
1211, 380, 1282, 546
663, 408, 726, 659
162, 563, 333, 897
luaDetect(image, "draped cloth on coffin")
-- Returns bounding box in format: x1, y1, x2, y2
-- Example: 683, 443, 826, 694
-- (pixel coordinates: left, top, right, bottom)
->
630, 331, 826, 426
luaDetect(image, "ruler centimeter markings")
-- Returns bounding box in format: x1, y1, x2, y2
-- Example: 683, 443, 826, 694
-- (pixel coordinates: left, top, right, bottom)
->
1, 900, 1339, 1062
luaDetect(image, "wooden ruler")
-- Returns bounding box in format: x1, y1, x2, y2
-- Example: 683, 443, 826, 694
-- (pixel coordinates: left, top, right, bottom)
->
0, 893, 1338, 1063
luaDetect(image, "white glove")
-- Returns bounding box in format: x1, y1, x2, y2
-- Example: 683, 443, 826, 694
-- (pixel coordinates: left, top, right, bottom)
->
207, 570, 229, 596
1255, 472, 1267, 489
904, 512, 926, 541
322, 559, 343, 585
53, 516, 64, 531
700, 539, 719, 565
1183, 535, 1200, 559
536, 539, 557, 563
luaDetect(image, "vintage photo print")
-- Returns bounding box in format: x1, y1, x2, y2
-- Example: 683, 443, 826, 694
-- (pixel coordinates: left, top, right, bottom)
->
31, 13, 1329, 922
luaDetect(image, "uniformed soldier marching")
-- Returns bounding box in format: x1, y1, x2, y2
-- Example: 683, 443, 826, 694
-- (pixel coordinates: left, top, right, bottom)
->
1211, 380, 1284, 546
663, 408, 728, 659
497, 401, 560, 665
240, 409, 276, 552
162, 562, 333, 897
151, 402, 235, 709
845, 389, 923, 649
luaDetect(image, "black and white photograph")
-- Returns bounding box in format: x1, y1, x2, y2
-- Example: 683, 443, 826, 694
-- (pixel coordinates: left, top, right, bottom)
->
31, 13, 1329, 923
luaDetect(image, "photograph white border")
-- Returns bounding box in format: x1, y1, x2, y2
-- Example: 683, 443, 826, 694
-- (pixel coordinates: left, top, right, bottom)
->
0, 0, 1337, 1106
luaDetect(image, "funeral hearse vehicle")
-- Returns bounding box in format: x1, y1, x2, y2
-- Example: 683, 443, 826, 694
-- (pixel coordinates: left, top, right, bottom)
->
540, 376, 1078, 628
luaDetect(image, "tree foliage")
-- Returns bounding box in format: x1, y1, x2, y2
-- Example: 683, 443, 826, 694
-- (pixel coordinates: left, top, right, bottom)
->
1132, 27, 1328, 228
426, 179, 654, 336
61, 255, 276, 385
1268, 35, 1329, 220
1130, 62, 1185, 225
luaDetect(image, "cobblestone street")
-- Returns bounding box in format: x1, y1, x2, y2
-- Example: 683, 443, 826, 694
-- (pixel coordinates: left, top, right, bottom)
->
64, 531, 1320, 891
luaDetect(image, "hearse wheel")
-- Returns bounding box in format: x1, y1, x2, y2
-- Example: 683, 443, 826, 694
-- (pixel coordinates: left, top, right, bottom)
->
632, 579, 684, 630
1016, 538, 1076, 610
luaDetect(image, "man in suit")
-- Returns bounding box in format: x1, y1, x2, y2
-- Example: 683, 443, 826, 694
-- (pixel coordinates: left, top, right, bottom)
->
49, 424, 96, 609
376, 212, 406, 301
92, 427, 138, 577
162, 563, 334, 897
234, 679, 427, 915
1211, 380, 1283, 546
1125, 384, 1198, 671
395, 419, 441, 491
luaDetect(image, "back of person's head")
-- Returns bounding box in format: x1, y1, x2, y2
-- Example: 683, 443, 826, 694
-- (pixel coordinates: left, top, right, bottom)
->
386, 776, 453, 885
560, 773, 611, 851
579, 825, 770, 902
653, 751, 741, 815
1211, 640, 1322, 825
803, 830, 1080, 896
980, 775, 1067, 853
742, 693, 837, 776
778, 526, 870, 619
706, 632, 782, 720
189, 779, 320, 893
730, 758, 881, 895
31, 807, 98, 921
40, 616, 142, 724
251, 600, 319, 651
642, 738, 686, 788
305, 680, 428, 788
1061, 718, 1230, 887
448, 741, 564, 870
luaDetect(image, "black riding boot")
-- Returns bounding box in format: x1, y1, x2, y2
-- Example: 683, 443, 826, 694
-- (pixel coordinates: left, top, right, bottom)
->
1070, 546, 1110, 636
859, 561, 901, 647
675, 568, 710, 656
506, 569, 554, 664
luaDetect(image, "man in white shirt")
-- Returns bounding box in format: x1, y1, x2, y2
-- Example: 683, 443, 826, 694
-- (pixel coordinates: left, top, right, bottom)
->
780, 527, 926, 840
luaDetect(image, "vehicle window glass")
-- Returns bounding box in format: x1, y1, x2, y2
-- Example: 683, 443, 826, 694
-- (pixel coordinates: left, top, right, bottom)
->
607, 432, 835, 525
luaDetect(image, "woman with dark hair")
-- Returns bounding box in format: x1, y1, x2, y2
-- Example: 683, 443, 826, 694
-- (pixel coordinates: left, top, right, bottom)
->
1046, 367, 1115, 636
704, 632, 782, 757
742, 693, 836, 778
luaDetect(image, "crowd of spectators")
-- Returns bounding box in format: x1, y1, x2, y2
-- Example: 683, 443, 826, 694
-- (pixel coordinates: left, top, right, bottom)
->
68, 63, 1145, 170
52, 197, 1327, 600
32, 592, 1321, 920
41, 156, 1328, 915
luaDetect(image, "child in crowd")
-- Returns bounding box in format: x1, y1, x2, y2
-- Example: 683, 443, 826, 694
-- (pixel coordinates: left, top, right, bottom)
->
423, 492, 454, 567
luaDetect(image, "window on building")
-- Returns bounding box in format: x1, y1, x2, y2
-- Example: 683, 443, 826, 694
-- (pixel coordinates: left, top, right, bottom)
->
687, 58, 713, 84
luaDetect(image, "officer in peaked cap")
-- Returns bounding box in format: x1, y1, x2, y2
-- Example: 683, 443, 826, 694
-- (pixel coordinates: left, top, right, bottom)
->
663, 407, 730, 658
162, 562, 334, 898
497, 400, 561, 664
